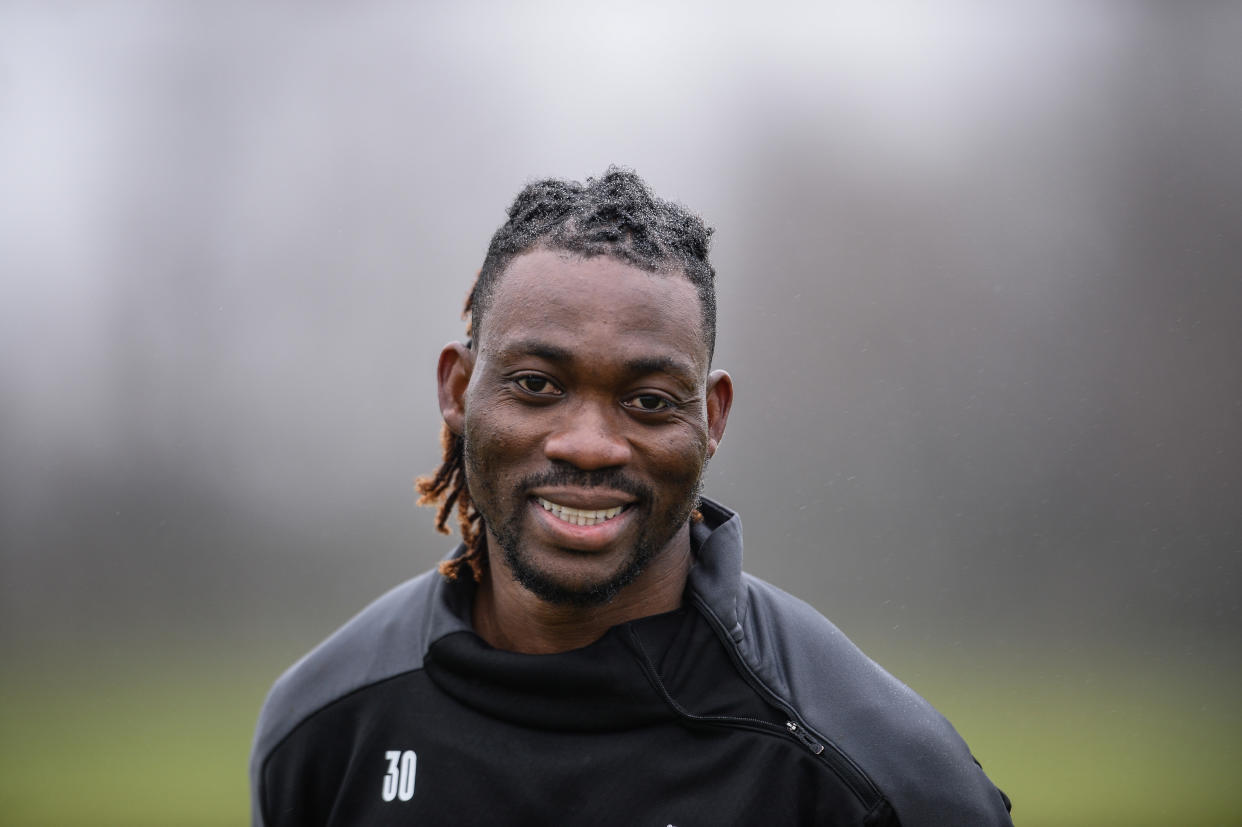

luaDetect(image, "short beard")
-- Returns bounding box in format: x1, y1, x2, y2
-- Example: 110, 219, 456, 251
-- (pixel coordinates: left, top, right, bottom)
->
495, 518, 655, 607
464, 438, 706, 608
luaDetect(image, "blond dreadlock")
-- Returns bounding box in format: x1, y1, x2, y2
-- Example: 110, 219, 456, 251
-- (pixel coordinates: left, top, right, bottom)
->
415, 287, 487, 582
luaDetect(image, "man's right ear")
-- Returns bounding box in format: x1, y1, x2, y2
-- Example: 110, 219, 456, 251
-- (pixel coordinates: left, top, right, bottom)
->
436, 342, 474, 436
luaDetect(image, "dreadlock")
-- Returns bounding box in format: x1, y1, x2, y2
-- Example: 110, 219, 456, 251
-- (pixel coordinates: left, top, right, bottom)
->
416, 166, 717, 582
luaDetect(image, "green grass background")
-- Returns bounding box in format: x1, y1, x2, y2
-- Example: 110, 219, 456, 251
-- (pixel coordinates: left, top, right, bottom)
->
2, 644, 1239, 826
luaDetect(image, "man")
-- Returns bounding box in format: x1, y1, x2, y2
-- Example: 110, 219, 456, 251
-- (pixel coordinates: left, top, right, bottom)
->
250, 168, 1013, 825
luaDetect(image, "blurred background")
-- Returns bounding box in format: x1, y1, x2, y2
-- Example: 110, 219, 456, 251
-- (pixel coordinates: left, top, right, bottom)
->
2, 1, 1239, 824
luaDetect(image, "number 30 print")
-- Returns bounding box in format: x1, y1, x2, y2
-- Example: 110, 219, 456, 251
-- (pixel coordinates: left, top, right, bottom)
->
381, 749, 417, 802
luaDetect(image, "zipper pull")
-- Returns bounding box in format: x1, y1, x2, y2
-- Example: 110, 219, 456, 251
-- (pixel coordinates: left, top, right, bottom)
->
786, 721, 825, 755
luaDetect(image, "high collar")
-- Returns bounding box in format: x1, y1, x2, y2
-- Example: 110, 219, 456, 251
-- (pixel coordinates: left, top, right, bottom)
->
420, 498, 747, 731
422, 608, 687, 731
687, 497, 745, 640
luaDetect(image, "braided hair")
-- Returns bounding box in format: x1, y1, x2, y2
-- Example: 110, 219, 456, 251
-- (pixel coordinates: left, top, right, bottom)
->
416, 167, 717, 582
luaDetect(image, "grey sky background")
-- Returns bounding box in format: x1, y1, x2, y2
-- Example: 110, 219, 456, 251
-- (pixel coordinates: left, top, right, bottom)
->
1, 1, 1239, 670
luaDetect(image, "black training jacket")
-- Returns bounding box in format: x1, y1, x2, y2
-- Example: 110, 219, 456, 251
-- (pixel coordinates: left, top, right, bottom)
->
250, 499, 1013, 826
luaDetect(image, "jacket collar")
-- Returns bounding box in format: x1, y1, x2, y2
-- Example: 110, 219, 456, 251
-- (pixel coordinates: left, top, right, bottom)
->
688, 497, 746, 642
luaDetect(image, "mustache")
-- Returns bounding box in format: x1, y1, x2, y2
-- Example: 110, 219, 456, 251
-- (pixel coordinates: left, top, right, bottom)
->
518, 464, 653, 502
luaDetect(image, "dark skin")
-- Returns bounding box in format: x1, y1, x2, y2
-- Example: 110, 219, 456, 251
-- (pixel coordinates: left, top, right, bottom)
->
436, 249, 733, 654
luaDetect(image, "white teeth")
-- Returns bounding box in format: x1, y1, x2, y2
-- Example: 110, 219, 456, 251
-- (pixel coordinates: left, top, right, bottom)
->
536, 497, 625, 527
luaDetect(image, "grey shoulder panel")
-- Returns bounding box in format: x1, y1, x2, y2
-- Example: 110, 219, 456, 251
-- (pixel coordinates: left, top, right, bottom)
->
737, 574, 1012, 827
249, 565, 470, 825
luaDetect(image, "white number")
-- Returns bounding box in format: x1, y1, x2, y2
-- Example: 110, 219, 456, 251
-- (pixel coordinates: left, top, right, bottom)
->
381, 749, 417, 802
398, 750, 417, 801
382, 751, 401, 802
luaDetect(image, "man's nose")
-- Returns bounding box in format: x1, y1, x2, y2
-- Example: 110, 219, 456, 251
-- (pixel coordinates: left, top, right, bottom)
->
543, 401, 632, 470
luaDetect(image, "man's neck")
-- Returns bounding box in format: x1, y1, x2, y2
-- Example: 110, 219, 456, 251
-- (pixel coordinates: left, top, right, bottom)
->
470, 535, 693, 655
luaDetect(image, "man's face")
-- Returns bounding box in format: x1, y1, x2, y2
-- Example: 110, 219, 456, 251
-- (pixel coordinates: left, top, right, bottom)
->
440, 248, 731, 607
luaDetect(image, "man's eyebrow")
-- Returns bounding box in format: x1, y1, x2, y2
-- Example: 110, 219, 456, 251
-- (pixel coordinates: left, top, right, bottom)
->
499, 340, 575, 363
622, 355, 697, 382
499, 341, 698, 384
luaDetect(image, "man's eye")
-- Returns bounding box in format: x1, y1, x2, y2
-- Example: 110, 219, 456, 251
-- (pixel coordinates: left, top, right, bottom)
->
515, 375, 558, 395
628, 394, 673, 412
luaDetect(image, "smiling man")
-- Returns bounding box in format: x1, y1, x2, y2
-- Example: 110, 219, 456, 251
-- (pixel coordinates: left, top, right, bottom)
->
250, 169, 1013, 826
443, 248, 728, 653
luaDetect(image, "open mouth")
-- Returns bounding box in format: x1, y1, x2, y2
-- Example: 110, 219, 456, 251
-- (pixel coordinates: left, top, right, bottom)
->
535, 496, 629, 527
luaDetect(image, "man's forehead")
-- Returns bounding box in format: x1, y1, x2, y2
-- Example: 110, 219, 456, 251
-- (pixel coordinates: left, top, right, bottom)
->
478, 250, 709, 373
486, 251, 702, 327
492, 249, 691, 296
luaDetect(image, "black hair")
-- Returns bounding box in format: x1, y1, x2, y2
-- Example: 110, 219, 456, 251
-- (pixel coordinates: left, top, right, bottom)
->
470, 165, 717, 357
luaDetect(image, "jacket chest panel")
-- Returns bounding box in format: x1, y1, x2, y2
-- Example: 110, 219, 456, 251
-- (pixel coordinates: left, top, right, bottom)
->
265, 669, 872, 826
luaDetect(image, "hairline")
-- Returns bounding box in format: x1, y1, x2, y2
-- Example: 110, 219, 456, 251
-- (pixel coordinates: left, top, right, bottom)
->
470, 245, 716, 365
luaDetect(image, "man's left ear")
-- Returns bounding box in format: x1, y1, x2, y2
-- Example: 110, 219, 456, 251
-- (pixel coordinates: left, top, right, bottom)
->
705, 369, 733, 458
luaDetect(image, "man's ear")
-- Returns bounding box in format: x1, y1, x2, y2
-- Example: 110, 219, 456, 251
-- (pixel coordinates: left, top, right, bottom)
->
437, 342, 474, 435
704, 369, 733, 458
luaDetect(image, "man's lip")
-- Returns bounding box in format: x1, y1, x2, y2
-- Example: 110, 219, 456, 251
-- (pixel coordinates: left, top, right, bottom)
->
527, 488, 637, 510
527, 496, 636, 550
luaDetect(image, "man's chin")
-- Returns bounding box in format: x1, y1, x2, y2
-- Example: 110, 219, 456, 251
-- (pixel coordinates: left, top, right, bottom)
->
501, 546, 650, 609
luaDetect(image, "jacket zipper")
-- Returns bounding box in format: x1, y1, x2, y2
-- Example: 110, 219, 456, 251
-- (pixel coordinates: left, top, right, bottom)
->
622, 645, 898, 824
786, 720, 825, 754
626, 625, 805, 744
686, 593, 886, 809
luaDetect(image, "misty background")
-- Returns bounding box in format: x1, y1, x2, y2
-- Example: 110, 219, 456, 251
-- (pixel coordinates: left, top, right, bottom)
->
2, 2, 1239, 824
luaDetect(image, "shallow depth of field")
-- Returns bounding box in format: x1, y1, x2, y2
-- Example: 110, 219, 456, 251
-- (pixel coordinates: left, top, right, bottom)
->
3, 3, 1239, 825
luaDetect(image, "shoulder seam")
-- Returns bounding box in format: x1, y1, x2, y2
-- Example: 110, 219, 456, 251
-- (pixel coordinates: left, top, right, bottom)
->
258, 664, 430, 826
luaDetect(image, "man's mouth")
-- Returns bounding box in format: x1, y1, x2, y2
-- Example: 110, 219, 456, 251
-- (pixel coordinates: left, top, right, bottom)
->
535, 497, 627, 527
